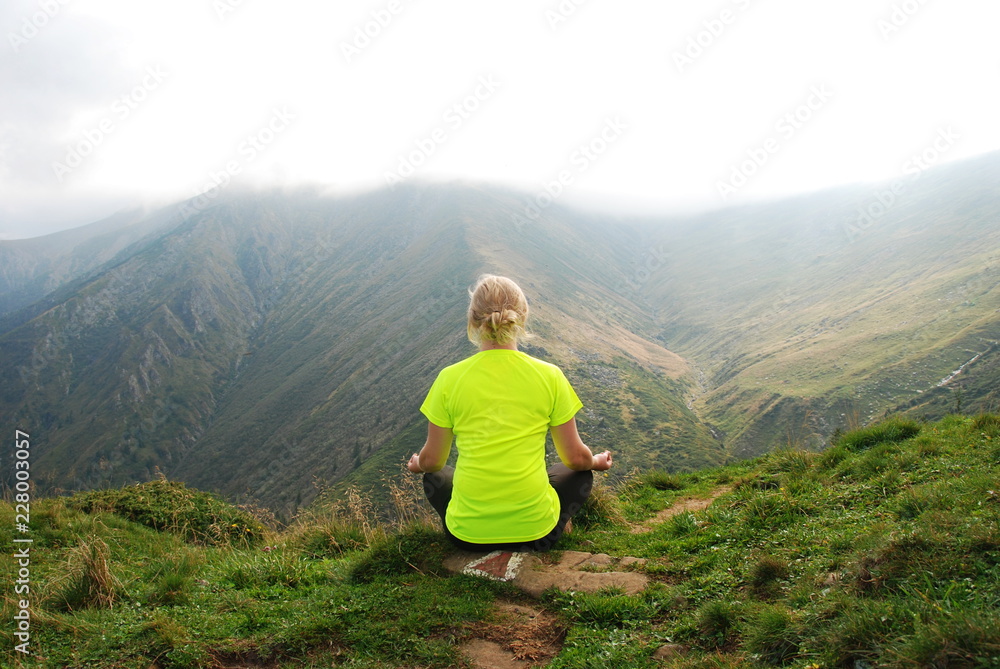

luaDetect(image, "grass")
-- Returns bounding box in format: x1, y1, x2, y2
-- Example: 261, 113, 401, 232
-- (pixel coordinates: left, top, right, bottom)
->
1, 414, 999, 667
68, 477, 268, 546
830, 415, 922, 452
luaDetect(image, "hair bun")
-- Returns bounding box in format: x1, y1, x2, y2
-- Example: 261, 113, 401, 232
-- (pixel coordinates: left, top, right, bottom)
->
488, 309, 510, 329
466, 275, 530, 346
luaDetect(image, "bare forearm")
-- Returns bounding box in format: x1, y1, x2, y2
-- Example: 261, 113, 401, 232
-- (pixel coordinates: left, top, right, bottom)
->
408, 422, 453, 473
564, 444, 595, 471
552, 418, 613, 471
418, 442, 446, 473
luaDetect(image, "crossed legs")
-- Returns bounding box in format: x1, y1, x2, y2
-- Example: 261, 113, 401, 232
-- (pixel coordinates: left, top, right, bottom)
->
422, 463, 594, 552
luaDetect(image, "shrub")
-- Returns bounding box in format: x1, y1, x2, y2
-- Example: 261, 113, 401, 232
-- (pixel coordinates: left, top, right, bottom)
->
739, 494, 798, 530
667, 511, 699, 537
285, 512, 371, 558
151, 572, 191, 607
833, 417, 921, 452
748, 555, 790, 598
641, 470, 685, 491
69, 479, 267, 546
148, 551, 203, 606
890, 612, 1000, 667
817, 443, 849, 472
743, 605, 801, 665
551, 627, 656, 668
853, 445, 897, 480
284, 483, 404, 558
574, 475, 626, 529
764, 448, 815, 476
554, 588, 658, 628
137, 614, 209, 668
916, 438, 942, 457
733, 472, 781, 492
815, 598, 901, 668
51, 536, 121, 611
852, 531, 942, 594
349, 523, 449, 583
218, 549, 312, 590
966, 522, 1000, 557
893, 485, 944, 520
696, 600, 740, 648
971, 412, 1000, 438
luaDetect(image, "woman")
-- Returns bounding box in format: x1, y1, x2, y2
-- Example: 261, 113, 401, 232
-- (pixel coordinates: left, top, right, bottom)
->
407, 274, 612, 552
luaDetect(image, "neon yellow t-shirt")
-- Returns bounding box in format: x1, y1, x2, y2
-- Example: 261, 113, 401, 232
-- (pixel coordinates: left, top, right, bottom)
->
419, 349, 583, 544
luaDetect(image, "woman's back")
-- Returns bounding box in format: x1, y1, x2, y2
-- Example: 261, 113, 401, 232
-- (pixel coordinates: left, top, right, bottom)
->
420, 348, 582, 543
409, 273, 611, 552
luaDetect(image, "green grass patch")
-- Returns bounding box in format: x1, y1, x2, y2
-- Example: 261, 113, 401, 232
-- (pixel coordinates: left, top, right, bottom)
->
68, 478, 267, 546
832, 415, 922, 452
639, 469, 686, 491
2, 415, 998, 668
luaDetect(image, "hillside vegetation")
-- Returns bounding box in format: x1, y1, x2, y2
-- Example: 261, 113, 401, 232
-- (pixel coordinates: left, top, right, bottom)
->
3, 413, 998, 667
636, 152, 1000, 457
1, 153, 998, 511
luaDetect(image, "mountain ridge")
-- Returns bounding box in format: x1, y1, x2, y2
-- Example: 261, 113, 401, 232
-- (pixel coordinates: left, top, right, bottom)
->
1, 156, 997, 513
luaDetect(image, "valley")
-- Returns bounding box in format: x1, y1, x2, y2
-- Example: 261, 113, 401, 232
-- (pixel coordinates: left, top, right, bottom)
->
1, 153, 997, 513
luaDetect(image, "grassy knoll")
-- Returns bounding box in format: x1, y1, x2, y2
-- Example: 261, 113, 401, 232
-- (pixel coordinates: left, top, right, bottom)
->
3, 414, 999, 667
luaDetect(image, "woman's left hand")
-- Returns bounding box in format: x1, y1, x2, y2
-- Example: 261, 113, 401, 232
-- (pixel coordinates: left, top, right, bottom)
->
591, 450, 613, 471
407, 453, 423, 473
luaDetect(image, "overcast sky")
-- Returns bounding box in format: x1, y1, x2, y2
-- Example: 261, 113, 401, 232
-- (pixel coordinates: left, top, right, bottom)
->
1, 0, 998, 239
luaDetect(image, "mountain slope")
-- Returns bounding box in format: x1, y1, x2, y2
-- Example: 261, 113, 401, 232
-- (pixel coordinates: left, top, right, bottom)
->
0, 206, 183, 320
0, 185, 722, 513
633, 152, 1000, 455
1, 154, 997, 511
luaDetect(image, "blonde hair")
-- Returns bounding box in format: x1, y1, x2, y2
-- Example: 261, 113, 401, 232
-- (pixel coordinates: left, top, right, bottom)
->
466, 274, 529, 346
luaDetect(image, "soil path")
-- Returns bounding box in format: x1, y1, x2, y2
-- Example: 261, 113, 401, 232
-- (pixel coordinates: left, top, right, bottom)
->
455, 484, 732, 666
461, 601, 564, 668
630, 485, 733, 534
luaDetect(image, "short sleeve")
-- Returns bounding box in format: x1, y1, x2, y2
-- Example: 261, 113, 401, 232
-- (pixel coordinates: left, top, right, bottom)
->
419, 372, 453, 428
549, 367, 583, 427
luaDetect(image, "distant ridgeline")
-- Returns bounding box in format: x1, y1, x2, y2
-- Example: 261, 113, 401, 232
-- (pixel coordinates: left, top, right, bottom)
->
1, 152, 998, 514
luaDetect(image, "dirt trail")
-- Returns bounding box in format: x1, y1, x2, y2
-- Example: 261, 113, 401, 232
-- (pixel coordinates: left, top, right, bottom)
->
447, 549, 648, 666
461, 602, 564, 668
457, 484, 732, 666
630, 485, 733, 534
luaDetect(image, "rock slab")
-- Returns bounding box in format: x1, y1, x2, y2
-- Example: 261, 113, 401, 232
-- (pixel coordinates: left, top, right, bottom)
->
443, 550, 649, 598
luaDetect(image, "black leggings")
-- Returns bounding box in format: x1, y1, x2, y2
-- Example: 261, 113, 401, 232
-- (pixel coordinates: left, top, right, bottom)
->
422, 463, 593, 552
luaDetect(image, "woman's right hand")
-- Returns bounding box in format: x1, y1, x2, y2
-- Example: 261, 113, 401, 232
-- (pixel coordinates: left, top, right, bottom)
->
591, 450, 613, 471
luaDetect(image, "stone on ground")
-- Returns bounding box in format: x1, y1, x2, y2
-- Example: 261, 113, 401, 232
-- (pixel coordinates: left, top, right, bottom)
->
443, 549, 649, 598
462, 639, 530, 669
462, 601, 564, 667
